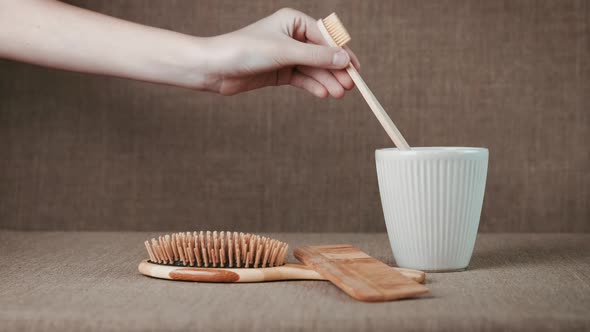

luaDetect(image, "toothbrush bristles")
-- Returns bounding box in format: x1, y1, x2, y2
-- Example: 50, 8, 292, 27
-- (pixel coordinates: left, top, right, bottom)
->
322, 13, 352, 47
144, 231, 289, 268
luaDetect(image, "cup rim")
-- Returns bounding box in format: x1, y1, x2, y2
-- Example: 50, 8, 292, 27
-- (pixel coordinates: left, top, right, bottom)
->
376, 146, 489, 158
377, 146, 487, 152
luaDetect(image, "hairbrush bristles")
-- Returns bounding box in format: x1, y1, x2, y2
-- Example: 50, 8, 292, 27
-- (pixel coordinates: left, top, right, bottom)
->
144, 231, 289, 268
321, 13, 351, 47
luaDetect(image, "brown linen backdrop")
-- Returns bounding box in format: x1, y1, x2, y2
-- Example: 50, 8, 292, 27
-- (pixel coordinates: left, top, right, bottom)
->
0, 0, 588, 232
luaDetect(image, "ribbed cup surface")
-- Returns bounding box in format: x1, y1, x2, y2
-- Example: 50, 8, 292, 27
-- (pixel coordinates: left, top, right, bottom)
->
376, 147, 488, 271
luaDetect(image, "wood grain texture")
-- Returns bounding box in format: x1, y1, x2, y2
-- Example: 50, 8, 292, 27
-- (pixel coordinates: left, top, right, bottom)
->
294, 245, 429, 302
139, 260, 321, 283
170, 268, 240, 282
138, 260, 425, 283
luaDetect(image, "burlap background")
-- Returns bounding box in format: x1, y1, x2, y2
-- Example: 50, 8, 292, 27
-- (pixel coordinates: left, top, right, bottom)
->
0, 0, 588, 232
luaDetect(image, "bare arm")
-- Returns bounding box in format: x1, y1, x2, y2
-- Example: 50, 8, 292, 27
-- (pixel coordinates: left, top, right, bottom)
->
0, 1, 360, 97
0, 0, 210, 89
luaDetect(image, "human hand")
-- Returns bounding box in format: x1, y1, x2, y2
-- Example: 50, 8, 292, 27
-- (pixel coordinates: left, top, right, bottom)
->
201, 8, 360, 97
0, 3, 359, 97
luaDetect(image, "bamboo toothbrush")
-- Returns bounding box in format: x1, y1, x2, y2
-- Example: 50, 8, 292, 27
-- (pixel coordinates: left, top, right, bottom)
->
138, 231, 425, 283
318, 13, 410, 150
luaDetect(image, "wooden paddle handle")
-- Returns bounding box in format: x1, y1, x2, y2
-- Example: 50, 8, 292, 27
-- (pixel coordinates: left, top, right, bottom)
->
294, 245, 428, 302
345, 65, 410, 149
138, 260, 425, 283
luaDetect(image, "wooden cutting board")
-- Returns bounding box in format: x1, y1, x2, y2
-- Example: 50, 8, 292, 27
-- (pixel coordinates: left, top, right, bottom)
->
294, 244, 429, 302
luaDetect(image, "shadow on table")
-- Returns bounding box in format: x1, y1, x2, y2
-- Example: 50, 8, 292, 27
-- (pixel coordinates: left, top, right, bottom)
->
468, 234, 589, 271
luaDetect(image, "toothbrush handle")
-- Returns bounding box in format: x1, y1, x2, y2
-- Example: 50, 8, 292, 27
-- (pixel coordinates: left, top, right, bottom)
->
346, 65, 410, 150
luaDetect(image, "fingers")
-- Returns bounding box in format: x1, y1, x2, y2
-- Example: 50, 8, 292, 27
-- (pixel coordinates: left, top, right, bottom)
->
275, 8, 361, 70
343, 46, 361, 70
272, 9, 350, 70
274, 8, 328, 45
296, 13, 329, 46
330, 69, 355, 90
298, 66, 346, 98
289, 71, 328, 98
283, 42, 350, 70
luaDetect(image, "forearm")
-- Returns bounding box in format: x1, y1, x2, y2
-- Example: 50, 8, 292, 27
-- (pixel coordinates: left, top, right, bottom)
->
0, 0, 210, 89
0, 3, 357, 97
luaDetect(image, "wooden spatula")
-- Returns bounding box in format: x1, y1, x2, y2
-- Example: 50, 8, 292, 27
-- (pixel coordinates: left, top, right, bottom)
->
294, 244, 429, 302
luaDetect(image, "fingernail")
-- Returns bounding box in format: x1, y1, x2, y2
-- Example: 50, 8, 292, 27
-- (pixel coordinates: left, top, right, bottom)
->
332, 50, 350, 67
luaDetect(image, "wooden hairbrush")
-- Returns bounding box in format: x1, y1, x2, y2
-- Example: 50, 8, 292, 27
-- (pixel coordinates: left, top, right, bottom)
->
138, 231, 425, 283
318, 13, 410, 150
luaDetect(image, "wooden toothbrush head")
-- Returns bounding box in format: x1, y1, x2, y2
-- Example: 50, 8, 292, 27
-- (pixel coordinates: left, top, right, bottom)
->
320, 13, 352, 47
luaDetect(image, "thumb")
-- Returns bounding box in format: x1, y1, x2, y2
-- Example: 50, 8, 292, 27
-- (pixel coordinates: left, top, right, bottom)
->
284, 43, 350, 69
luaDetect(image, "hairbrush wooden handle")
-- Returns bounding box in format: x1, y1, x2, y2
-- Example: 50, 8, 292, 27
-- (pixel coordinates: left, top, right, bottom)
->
138, 260, 425, 283
139, 260, 321, 282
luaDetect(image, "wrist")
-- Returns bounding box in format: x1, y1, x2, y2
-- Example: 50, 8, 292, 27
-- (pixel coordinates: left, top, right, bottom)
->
160, 35, 214, 91
186, 35, 242, 93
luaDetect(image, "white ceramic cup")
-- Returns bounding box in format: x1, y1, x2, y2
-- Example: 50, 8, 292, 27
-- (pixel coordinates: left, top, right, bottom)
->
375, 147, 489, 272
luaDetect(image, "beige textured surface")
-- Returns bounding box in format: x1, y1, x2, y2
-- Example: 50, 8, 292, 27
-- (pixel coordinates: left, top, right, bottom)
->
0, 231, 588, 331
0, 0, 588, 232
